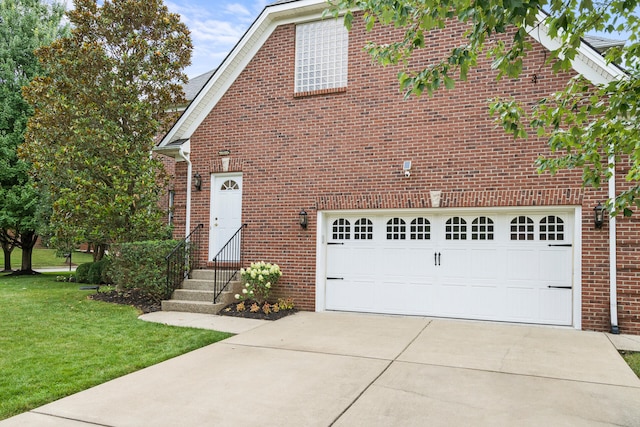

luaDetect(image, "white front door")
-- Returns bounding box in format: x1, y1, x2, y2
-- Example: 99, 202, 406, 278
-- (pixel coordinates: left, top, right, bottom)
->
209, 173, 243, 261
324, 209, 575, 326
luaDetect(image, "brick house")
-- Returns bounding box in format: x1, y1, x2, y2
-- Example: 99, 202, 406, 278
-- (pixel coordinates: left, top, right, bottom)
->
155, 0, 639, 334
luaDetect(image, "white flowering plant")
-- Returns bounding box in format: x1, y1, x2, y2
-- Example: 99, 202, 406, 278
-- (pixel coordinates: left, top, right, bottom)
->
235, 261, 282, 304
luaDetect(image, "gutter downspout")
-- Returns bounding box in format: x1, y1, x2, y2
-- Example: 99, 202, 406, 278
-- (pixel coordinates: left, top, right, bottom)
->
609, 151, 619, 334
176, 146, 193, 239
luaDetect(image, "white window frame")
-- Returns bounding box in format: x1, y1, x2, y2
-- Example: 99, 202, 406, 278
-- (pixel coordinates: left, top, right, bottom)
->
295, 18, 348, 93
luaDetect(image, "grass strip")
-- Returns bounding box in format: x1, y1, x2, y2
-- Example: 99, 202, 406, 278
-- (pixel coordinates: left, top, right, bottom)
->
622, 351, 640, 378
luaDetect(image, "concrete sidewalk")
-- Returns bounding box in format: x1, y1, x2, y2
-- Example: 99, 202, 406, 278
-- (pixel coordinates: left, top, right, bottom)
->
3, 312, 640, 426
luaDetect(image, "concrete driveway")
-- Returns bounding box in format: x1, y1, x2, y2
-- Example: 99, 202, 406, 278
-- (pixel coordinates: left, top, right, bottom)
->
3, 312, 640, 426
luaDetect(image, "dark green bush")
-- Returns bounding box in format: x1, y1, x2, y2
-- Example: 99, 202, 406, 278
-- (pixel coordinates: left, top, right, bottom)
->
107, 240, 180, 302
88, 258, 110, 284
76, 259, 111, 284
75, 262, 92, 284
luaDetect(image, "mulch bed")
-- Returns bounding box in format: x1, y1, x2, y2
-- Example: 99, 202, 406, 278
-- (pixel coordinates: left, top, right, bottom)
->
89, 290, 296, 320
218, 300, 297, 321
89, 289, 161, 314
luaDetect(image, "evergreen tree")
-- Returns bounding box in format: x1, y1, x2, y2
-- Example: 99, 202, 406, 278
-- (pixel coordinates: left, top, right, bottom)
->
0, 0, 67, 273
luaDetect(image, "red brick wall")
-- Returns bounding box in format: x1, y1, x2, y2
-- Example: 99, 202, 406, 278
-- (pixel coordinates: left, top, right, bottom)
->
170, 15, 640, 333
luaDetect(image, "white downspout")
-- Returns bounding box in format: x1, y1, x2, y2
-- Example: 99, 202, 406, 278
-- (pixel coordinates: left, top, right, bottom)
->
177, 146, 193, 238
609, 152, 619, 334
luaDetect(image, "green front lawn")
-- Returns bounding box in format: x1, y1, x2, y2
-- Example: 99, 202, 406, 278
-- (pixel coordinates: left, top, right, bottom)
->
0, 273, 232, 420
8, 248, 95, 269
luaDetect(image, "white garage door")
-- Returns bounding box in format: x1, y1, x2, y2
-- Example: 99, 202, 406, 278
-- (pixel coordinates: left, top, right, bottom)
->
324, 210, 574, 326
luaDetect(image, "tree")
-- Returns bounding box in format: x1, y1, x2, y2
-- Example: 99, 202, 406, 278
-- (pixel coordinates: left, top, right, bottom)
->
328, 0, 639, 214
21, 0, 192, 258
0, 0, 67, 273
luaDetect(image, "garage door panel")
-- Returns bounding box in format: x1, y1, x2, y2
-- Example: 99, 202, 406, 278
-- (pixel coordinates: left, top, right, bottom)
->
539, 249, 572, 282
470, 248, 502, 279
437, 283, 468, 316
326, 279, 377, 312
468, 284, 502, 317
439, 248, 470, 279
507, 249, 539, 280
383, 282, 436, 314
539, 288, 572, 324
507, 287, 540, 321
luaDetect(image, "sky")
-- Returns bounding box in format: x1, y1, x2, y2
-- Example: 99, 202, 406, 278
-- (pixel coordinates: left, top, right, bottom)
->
165, 0, 270, 78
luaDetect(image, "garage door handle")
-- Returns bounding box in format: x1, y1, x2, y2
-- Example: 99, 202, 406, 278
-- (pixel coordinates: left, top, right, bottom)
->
434, 252, 441, 266
548, 244, 572, 247
328, 242, 344, 245
327, 277, 344, 280
548, 286, 572, 289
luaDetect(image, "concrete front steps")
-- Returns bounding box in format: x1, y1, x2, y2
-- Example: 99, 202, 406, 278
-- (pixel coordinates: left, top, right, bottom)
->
161, 270, 242, 315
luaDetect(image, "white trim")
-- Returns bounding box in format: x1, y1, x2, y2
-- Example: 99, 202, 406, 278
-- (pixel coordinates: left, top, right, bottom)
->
174, 141, 192, 238
316, 205, 581, 328
525, 12, 626, 85
609, 152, 618, 332
573, 206, 582, 330
315, 210, 327, 312
208, 172, 244, 260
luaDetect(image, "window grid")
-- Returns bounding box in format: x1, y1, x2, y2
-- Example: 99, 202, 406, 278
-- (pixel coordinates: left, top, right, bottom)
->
446, 217, 467, 240
221, 180, 239, 190
410, 218, 430, 240
386, 218, 406, 240
354, 218, 373, 240
295, 19, 348, 93
511, 216, 534, 240
471, 217, 494, 240
540, 216, 564, 241
332, 219, 350, 240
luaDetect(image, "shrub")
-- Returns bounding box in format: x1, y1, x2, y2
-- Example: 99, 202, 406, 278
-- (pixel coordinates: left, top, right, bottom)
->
75, 262, 92, 283
235, 261, 282, 304
76, 259, 111, 284
107, 240, 180, 302
88, 258, 110, 284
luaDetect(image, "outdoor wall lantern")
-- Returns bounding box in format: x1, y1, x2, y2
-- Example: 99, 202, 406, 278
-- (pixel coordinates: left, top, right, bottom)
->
193, 173, 202, 191
594, 202, 605, 228
299, 209, 308, 229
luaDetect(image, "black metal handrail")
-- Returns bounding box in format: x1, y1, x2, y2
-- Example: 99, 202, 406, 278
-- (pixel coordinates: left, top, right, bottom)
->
212, 223, 247, 303
165, 224, 204, 299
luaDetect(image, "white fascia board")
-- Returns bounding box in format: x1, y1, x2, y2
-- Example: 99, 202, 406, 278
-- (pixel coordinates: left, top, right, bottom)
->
158, 0, 329, 147
526, 12, 626, 85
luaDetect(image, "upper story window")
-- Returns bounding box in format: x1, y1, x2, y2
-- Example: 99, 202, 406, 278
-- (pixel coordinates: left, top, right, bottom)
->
295, 18, 348, 94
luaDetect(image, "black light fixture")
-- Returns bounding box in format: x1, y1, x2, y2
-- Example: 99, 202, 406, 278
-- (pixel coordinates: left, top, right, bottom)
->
193, 173, 202, 191
594, 202, 605, 229
299, 209, 308, 229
